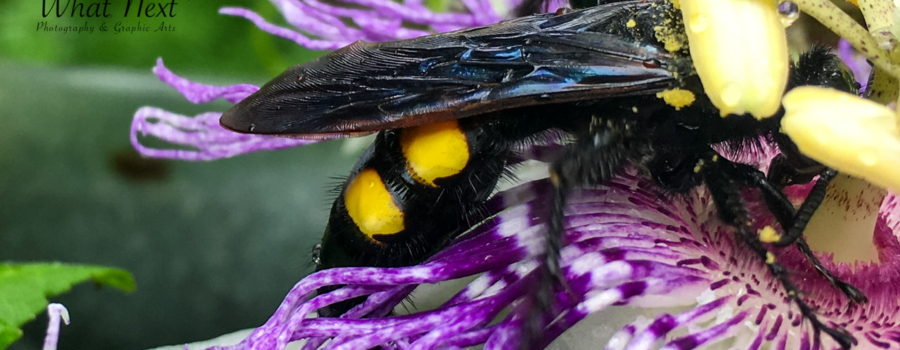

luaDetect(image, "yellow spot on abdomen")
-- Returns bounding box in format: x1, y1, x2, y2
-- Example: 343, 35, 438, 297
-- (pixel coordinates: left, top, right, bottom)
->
344, 168, 405, 238
656, 89, 696, 110
626, 19, 637, 28
400, 120, 470, 187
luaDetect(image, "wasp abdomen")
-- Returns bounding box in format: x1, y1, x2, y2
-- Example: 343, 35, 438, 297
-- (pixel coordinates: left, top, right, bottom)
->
317, 117, 534, 277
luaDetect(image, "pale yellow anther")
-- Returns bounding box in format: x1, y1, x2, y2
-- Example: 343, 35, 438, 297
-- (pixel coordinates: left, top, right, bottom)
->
680, 0, 789, 119
782, 86, 900, 192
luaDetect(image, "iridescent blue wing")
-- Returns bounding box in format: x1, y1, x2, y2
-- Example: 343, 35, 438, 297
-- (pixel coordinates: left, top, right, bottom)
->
221, 1, 678, 137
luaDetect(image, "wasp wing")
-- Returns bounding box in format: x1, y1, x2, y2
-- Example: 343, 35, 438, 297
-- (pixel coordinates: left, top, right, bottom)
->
221, 1, 678, 136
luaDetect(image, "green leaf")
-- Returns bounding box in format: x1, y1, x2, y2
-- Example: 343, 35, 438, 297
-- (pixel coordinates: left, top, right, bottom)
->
0, 262, 136, 349
424, 0, 452, 12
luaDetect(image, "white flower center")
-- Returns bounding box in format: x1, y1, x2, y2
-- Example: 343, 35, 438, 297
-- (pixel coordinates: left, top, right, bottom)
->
804, 174, 886, 264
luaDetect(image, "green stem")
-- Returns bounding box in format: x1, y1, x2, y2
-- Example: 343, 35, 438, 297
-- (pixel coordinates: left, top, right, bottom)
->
795, 0, 900, 80
858, 0, 897, 50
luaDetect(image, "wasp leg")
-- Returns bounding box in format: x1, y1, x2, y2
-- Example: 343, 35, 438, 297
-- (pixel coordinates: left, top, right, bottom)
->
767, 144, 825, 189
548, 116, 640, 280
762, 168, 867, 304
772, 169, 837, 247
735, 165, 866, 304
727, 163, 795, 225
795, 239, 868, 304
701, 154, 855, 350
519, 117, 640, 349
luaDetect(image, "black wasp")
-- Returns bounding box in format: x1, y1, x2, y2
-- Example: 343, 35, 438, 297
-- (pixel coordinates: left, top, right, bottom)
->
221, 0, 866, 347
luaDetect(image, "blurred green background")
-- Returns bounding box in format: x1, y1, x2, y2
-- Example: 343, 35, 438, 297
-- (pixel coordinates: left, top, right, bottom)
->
0, 0, 361, 348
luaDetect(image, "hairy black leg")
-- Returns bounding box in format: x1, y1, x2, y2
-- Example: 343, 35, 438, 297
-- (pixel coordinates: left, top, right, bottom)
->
515, 117, 636, 349
701, 155, 855, 349
547, 117, 639, 279
728, 164, 867, 304
794, 239, 868, 305
729, 163, 795, 225
765, 169, 866, 304
515, 170, 569, 349
516, 174, 567, 349
762, 168, 866, 303
773, 169, 837, 246
547, 174, 569, 290
767, 148, 825, 188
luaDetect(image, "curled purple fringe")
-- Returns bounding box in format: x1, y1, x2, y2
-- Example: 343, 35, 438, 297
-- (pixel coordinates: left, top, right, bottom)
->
42, 303, 69, 350
152, 58, 259, 104
130, 59, 321, 160
219, 0, 504, 51
130, 107, 318, 161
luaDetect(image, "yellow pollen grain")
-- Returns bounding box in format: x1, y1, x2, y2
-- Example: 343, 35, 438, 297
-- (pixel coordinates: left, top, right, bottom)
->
656, 89, 696, 110
343, 168, 405, 238
400, 120, 470, 187
693, 159, 704, 173
765, 252, 776, 265
757, 226, 781, 243
626, 19, 637, 28
549, 171, 561, 187
652, 20, 686, 53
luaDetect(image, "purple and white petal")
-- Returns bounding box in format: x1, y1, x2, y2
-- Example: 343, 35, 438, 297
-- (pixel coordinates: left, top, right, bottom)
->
216, 166, 899, 349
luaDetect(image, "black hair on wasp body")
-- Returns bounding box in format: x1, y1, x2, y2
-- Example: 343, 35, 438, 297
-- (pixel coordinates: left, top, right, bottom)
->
220, 0, 865, 348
